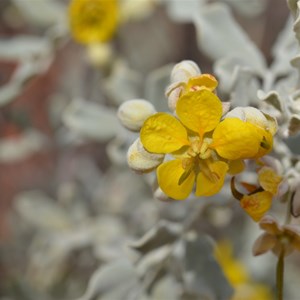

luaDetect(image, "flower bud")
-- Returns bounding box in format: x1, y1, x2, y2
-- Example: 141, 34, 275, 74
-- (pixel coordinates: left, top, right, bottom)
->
153, 186, 172, 202
166, 73, 218, 112
127, 138, 164, 173
225, 107, 277, 134
170, 60, 201, 83
118, 99, 156, 132
165, 82, 184, 112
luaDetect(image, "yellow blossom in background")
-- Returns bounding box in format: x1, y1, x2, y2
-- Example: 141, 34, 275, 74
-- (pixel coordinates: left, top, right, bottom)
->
140, 89, 273, 200
69, 0, 118, 44
215, 240, 273, 300
232, 283, 273, 300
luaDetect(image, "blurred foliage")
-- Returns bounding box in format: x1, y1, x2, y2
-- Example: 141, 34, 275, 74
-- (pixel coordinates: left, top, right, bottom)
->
1, 1, 300, 300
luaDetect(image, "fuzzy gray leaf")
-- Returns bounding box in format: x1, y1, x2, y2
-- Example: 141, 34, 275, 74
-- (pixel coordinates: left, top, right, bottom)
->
224, 0, 268, 18
12, 0, 66, 28
229, 67, 260, 107
164, 0, 205, 23
0, 36, 52, 61
130, 220, 182, 254
63, 99, 120, 141
14, 190, 71, 231
194, 3, 266, 73
77, 259, 144, 300
293, 2, 300, 45
0, 130, 47, 162
257, 90, 284, 112
104, 61, 142, 105
288, 115, 300, 136
183, 235, 233, 300
145, 64, 173, 112
271, 17, 298, 77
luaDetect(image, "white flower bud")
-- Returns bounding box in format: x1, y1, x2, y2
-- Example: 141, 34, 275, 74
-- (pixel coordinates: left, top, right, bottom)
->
118, 99, 156, 132
153, 186, 172, 202
127, 138, 164, 173
221, 102, 230, 116
165, 82, 184, 112
170, 60, 201, 83
225, 107, 277, 134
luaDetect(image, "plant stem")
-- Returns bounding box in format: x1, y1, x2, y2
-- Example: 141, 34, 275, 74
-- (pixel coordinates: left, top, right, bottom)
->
276, 247, 285, 300
285, 191, 293, 225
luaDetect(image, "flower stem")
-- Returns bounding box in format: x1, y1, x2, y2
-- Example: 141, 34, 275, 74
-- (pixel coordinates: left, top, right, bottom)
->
276, 247, 285, 300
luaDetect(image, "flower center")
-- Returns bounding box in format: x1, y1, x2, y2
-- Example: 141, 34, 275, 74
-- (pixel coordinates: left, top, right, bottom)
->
178, 138, 218, 186
187, 138, 212, 160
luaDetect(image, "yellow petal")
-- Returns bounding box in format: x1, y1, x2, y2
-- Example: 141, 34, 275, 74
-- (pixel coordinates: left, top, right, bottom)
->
195, 161, 228, 197
140, 113, 190, 153
157, 159, 195, 200
254, 129, 273, 158
240, 191, 273, 222
214, 240, 249, 285
211, 118, 268, 160
225, 107, 278, 136
228, 159, 245, 175
258, 167, 282, 195
185, 74, 218, 92
176, 90, 222, 136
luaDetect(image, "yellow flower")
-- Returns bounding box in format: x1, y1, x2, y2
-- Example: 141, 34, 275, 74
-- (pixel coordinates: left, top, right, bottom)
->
232, 166, 285, 222
214, 240, 249, 285
140, 89, 271, 200
69, 0, 118, 44
215, 240, 273, 300
240, 191, 273, 222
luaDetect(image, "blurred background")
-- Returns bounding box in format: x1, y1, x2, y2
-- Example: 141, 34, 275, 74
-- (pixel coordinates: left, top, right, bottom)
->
0, 0, 294, 299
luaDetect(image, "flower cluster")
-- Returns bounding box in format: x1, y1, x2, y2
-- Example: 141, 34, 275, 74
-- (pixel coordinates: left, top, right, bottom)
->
118, 60, 277, 219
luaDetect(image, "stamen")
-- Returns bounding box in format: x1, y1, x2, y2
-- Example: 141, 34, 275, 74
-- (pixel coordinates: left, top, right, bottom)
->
179, 158, 194, 185
199, 149, 212, 160
199, 160, 219, 183
199, 140, 212, 159
200, 141, 209, 154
